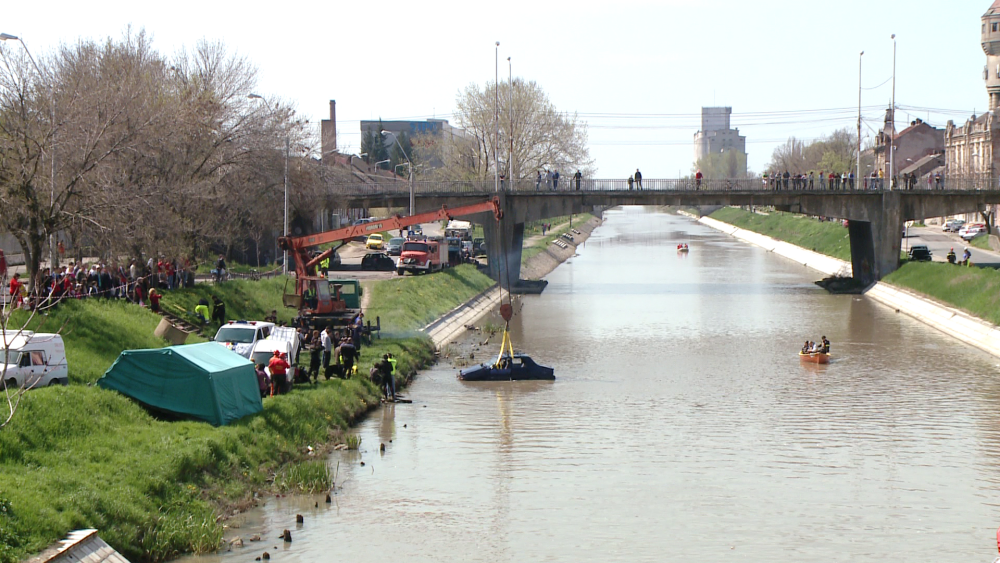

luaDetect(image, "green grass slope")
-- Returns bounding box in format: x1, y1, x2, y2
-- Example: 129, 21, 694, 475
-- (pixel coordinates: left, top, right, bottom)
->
882, 261, 1000, 325
710, 207, 852, 262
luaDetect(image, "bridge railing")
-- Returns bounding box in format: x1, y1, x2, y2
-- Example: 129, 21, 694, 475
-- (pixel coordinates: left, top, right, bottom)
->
328, 177, 1000, 196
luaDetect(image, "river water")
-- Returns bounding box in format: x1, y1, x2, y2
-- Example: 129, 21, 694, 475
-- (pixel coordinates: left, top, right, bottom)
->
181, 207, 1000, 562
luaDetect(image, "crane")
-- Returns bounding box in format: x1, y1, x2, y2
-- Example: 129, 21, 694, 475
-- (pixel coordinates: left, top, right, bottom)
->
277, 198, 503, 328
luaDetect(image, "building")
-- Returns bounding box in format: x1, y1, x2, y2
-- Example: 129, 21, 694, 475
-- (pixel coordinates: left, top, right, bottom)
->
693, 107, 747, 173
360, 119, 462, 168
320, 100, 337, 166
944, 0, 1000, 186
873, 109, 944, 182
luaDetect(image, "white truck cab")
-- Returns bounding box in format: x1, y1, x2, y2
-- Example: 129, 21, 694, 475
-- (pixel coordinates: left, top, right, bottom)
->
1, 332, 69, 389
212, 320, 276, 359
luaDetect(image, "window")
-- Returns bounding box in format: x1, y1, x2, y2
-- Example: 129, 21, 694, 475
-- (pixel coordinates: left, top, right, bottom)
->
30, 351, 45, 366
993, 22, 998, 32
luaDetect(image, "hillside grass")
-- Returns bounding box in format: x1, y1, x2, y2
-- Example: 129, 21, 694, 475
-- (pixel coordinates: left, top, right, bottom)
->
521, 214, 595, 262
710, 207, 852, 262
158, 276, 296, 336
0, 270, 456, 562
882, 261, 1000, 325
366, 264, 495, 335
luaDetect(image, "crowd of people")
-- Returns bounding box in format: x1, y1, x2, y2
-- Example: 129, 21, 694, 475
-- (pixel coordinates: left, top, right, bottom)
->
762, 170, 946, 191
5, 256, 200, 311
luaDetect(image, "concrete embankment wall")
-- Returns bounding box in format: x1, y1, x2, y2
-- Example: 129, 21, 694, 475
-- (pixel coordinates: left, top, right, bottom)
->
423, 215, 602, 348
690, 210, 1000, 359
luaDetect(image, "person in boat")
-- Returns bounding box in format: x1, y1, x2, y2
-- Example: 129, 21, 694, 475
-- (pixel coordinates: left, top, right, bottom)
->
801, 340, 811, 354
946, 248, 956, 264
821, 336, 830, 354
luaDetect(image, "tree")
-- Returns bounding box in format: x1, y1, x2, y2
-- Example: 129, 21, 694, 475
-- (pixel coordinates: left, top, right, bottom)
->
360, 119, 389, 169
432, 78, 592, 182
767, 128, 870, 176
389, 131, 413, 174
694, 150, 749, 178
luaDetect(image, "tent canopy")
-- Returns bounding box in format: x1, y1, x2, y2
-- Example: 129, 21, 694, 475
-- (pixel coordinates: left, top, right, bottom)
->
98, 342, 262, 426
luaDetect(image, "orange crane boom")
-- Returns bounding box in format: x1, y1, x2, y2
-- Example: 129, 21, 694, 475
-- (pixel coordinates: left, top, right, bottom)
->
278, 198, 502, 280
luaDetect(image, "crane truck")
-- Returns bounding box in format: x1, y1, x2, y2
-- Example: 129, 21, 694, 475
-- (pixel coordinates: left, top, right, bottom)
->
277, 198, 502, 329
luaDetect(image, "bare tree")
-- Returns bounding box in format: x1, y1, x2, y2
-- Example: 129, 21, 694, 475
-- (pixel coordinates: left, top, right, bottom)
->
429, 78, 593, 182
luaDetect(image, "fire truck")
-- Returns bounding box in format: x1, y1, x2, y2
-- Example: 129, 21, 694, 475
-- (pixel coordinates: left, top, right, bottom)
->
277, 198, 502, 329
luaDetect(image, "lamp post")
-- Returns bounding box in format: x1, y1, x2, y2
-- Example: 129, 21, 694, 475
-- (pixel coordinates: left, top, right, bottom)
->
381, 131, 414, 215
889, 34, 897, 190
350, 152, 368, 171
2, 33, 58, 268
858, 50, 863, 192
507, 55, 513, 191
494, 41, 500, 194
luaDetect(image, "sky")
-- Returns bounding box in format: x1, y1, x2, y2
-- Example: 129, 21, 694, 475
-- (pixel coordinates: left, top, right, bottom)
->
0, 0, 992, 178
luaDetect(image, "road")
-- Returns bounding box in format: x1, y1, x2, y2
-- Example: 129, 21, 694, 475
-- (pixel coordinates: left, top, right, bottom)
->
903, 225, 1000, 267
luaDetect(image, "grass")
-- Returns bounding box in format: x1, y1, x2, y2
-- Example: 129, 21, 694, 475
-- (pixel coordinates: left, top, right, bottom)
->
0, 271, 454, 562
521, 214, 595, 262
10, 299, 190, 384
366, 264, 495, 335
882, 261, 1000, 325
968, 234, 993, 251
710, 207, 852, 261
159, 276, 297, 336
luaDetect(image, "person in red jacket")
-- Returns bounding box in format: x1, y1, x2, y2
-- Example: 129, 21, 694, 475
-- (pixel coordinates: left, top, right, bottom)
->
268, 350, 291, 396
8, 273, 23, 307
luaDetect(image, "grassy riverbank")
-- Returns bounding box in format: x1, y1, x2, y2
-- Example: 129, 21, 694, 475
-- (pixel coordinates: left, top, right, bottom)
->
709, 207, 852, 261
882, 262, 1000, 325
0, 266, 492, 562
521, 213, 595, 262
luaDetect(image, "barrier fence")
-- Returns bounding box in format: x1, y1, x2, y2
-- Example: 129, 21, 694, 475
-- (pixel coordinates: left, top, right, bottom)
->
327, 177, 1000, 197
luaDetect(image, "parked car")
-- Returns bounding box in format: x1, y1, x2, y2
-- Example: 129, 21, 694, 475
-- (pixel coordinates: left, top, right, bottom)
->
361, 252, 396, 271
943, 219, 966, 232
213, 320, 275, 359
959, 224, 987, 241
0, 332, 69, 388
386, 237, 405, 256
908, 245, 933, 262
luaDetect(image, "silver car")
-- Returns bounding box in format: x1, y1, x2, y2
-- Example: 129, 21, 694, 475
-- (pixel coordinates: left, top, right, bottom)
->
386, 237, 405, 256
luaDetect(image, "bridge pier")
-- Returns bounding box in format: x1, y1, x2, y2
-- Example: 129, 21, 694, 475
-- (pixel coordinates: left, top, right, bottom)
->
483, 195, 525, 290
844, 192, 902, 285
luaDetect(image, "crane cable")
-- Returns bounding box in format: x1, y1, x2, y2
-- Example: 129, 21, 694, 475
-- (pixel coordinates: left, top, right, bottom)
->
494, 200, 515, 368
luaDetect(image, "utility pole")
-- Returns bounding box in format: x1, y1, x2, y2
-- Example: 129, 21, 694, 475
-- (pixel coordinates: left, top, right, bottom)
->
889, 34, 896, 190
494, 41, 500, 194
858, 50, 864, 190
508, 56, 513, 191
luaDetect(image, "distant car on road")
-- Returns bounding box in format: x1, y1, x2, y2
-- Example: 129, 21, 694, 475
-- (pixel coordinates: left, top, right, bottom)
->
959, 224, 987, 241
361, 252, 396, 271
366, 234, 385, 250
908, 245, 933, 262
386, 237, 405, 256
943, 219, 966, 232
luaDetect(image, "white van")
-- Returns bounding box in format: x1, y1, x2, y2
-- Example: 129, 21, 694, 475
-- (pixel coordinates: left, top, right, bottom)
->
1, 332, 69, 389
212, 320, 276, 359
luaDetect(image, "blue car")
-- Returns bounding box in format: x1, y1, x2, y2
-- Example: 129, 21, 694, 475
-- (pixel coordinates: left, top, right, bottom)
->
459, 354, 555, 381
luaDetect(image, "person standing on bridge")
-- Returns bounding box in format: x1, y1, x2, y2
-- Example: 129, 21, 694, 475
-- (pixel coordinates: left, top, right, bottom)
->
808, 171, 815, 190
627, 175, 634, 190
695, 170, 703, 190
782, 171, 790, 190
536, 170, 542, 191
634, 169, 643, 190
574, 170, 582, 190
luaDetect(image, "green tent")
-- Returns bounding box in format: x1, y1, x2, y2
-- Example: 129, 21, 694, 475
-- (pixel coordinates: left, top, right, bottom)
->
98, 342, 262, 426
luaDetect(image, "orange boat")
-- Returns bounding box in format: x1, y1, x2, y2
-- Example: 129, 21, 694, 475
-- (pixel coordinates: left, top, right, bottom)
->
798, 352, 830, 364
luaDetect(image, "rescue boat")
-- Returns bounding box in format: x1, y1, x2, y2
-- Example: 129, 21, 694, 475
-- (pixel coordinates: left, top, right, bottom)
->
798, 351, 830, 364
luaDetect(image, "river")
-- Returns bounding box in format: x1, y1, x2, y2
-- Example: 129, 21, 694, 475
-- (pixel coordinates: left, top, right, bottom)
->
180, 206, 1000, 562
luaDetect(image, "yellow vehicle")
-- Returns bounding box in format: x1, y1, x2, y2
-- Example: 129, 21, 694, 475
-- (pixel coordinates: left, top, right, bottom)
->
365, 233, 385, 250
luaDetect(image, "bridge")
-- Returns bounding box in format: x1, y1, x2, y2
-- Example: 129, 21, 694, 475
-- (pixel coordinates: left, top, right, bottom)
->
334, 178, 1000, 289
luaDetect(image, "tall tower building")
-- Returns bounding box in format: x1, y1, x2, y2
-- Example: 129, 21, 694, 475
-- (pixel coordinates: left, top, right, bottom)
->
983, 0, 1000, 110
945, 1, 1000, 184
693, 107, 746, 173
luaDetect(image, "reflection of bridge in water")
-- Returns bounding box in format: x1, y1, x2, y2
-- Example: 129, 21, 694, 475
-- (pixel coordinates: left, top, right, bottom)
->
336, 178, 1000, 288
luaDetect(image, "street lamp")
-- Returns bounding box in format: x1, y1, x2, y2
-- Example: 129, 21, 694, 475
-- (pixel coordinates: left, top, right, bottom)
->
889, 34, 897, 190
381, 131, 414, 215
350, 152, 368, 171
494, 41, 500, 194
858, 50, 863, 193
2, 33, 58, 267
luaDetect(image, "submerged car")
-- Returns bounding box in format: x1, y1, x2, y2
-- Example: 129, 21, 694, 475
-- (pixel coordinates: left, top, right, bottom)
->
458, 354, 555, 381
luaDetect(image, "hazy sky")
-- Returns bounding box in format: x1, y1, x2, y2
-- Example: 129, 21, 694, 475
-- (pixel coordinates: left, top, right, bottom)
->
0, 0, 992, 177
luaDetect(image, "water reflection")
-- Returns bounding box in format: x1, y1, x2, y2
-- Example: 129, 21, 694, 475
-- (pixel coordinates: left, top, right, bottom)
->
177, 207, 1000, 563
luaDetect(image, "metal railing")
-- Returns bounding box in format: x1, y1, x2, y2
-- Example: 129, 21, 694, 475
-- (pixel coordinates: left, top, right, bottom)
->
328, 177, 1000, 197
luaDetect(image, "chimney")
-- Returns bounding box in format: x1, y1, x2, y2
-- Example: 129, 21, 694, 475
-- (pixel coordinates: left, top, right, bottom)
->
321, 100, 337, 165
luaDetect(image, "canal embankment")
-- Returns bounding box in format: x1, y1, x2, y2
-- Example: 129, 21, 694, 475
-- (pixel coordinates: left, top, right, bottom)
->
685, 208, 1000, 359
